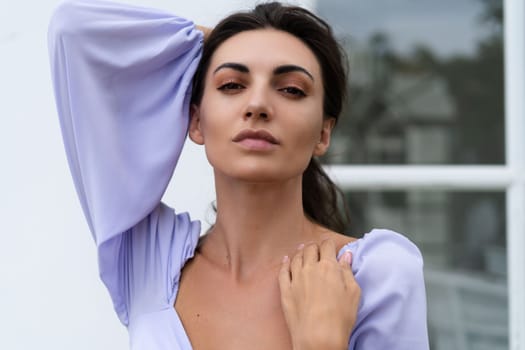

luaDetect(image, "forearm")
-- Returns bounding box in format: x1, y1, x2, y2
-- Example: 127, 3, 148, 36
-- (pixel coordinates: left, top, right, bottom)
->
48, 0, 203, 241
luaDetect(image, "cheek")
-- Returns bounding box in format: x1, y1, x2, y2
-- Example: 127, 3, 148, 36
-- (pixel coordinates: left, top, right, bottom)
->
198, 96, 231, 138
276, 112, 323, 176
197, 104, 235, 167
284, 107, 324, 149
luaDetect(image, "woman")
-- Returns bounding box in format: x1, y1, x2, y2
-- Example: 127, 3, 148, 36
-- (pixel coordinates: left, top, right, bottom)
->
48, 0, 429, 349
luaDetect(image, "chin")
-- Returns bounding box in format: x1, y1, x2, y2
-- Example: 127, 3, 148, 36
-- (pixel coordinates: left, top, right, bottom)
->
225, 167, 287, 183
215, 162, 304, 184
207, 152, 310, 184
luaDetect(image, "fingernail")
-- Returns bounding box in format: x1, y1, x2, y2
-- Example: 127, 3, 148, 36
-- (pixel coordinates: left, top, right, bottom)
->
297, 243, 305, 250
282, 255, 289, 263
343, 251, 353, 265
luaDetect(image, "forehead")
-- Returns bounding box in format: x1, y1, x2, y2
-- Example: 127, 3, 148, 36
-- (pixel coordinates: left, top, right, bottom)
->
209, 29, 321, 77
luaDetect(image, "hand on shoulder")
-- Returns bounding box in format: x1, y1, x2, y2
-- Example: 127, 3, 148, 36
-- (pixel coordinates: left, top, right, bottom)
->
278, 239, 360, 350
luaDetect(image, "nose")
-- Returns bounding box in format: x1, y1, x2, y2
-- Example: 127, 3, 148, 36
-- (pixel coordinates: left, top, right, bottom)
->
243, 85, 272, 121
245, 110, 268, 119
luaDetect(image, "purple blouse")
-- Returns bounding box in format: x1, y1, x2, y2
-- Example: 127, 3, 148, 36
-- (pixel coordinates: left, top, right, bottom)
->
48, 1, 429, 349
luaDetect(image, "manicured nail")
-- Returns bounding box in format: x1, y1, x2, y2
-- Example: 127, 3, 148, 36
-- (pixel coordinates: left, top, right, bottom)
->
282, 255, 289, 263
343, 251, 353, 265
297, 243, 305, 250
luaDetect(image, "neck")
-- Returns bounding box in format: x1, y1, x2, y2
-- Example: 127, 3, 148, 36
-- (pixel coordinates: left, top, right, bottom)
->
200, 172, 320, 282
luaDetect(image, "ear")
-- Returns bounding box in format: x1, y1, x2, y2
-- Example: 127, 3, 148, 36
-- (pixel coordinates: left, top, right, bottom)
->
188, 104, 205, 145
313, 117, 336, 157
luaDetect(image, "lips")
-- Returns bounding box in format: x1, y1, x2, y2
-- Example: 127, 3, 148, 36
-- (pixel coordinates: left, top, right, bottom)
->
232, 129, 280, 145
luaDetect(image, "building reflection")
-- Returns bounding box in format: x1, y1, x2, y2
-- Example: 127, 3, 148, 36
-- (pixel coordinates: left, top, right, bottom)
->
316, 1, 507, 348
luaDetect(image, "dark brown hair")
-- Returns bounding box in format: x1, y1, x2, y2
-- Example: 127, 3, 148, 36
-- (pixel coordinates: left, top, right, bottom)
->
191, 2, 350, 233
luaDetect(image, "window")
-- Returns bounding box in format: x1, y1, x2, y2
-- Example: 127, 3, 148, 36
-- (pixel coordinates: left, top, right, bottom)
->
316, 1, 525, 348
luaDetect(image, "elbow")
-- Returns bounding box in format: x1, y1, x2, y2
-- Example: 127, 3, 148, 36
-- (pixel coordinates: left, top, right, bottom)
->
48, 0, 85, 41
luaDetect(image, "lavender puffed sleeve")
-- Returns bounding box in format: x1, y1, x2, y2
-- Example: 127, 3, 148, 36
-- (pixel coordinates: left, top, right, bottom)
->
47, 0, 203, 325
48, 0, 202, 246
339, 229, 430, 349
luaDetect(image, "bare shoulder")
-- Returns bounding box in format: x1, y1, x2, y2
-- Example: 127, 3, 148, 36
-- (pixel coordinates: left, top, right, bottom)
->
316, 228, 357, 254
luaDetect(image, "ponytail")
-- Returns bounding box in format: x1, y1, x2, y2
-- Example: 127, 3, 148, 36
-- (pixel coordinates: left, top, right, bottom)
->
302, 158, 349, 233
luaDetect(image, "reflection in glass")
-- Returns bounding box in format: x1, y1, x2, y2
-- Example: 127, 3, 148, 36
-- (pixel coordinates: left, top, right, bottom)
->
344, 190, 507, 350
317, 0, 504, 164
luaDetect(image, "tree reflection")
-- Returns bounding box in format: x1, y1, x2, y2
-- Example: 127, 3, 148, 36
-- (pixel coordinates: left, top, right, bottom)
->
319, 2, 508, 348
324, 0, 504, 165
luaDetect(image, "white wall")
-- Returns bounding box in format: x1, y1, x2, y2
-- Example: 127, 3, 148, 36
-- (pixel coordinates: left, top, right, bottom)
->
0, 0, 314, 349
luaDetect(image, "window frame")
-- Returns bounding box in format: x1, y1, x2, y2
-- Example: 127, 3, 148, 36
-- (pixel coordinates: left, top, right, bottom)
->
323, 0, 525, 347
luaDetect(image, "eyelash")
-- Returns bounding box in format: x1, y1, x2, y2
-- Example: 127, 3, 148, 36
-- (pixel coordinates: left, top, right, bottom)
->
217, 82, 307, 98
218, 82, 244, 91
278, 86, 306, 98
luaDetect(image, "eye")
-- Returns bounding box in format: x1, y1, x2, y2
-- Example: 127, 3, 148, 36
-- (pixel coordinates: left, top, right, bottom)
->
279, 86, 307, 98
218, 82, 245, 93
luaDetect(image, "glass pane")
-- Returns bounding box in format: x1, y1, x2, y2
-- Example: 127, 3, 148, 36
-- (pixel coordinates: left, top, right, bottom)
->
343, 190, 507, 349
316, 0, 504, 164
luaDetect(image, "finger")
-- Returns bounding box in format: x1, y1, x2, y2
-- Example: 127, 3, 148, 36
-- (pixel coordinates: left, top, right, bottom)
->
278, 255, 292, 296
319, 239, 337, 262
303, 243, 319, 265
338, 250, 353, 267
290, 245, 304, 278
339, 251, 358, 285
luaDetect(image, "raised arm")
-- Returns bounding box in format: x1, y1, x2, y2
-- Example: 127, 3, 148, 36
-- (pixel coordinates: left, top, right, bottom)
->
48, 0, 203, 247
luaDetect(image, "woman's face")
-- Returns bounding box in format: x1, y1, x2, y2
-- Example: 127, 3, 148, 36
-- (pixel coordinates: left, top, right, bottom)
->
190, 28, 334, 183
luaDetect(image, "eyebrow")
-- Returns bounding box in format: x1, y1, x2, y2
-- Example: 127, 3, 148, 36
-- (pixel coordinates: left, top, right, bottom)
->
273, 64, 314, 81
213, 62, 314, 81
213, 62, 249, 74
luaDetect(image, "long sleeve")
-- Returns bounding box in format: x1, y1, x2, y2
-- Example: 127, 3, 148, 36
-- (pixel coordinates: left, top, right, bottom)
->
48, 0, 203, 325
48, 0, 202, 245
340, 229, 430, 349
